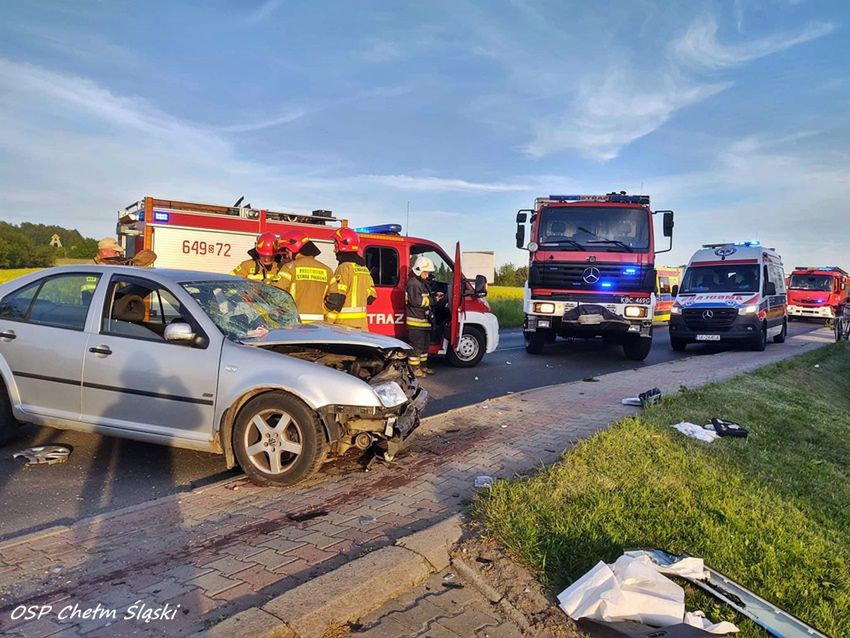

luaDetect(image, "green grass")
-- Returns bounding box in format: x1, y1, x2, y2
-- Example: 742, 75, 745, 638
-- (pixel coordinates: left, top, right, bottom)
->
487, 286, 524, 328
473, 343, 850, 635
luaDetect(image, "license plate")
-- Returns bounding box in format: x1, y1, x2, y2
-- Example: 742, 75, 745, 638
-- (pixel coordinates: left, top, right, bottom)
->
538, 320, 550, 328
696, 334, 721, 341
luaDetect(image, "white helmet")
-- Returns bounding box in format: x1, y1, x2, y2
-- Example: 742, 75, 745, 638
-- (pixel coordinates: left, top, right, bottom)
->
412, 256, 436, 275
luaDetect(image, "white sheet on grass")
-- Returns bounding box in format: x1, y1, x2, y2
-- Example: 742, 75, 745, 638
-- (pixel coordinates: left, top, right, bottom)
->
672, 421, 719, 443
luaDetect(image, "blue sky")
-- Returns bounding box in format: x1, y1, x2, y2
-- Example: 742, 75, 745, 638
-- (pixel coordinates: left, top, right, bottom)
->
0, 0, 848, 269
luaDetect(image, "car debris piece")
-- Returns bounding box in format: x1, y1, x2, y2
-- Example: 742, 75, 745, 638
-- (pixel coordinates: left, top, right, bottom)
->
286, 509, 329, 522
473, 475, 494, 488
626, 549, 827, 638
357, 515, 377, 526
12, 445, 71, 466
670, 422, 719, 443
577, 618, 717, 637
709, 418, 748, 438
638, 388, 662, 408
621, 397, 643, 406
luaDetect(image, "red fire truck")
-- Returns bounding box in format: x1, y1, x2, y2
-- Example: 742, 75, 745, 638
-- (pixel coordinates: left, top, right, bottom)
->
787, 266, 849, 322
515, 192, 674, 360
116, 197, 499, 367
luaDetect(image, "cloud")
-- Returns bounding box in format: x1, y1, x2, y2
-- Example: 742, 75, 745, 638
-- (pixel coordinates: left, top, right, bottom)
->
672, 16, 835, 70
245, 0, 283, 25
296, 174, 530, 193
215, 108, 309, 133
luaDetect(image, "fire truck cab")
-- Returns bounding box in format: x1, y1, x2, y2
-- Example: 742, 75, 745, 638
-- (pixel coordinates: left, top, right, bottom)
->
787, 266, 849, 322
116, 197, 499, 367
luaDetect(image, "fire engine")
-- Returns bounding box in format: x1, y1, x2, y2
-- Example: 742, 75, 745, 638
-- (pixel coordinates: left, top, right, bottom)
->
515, 192, 674, 360
116, 197, 499, 367
786, 266, 849, 322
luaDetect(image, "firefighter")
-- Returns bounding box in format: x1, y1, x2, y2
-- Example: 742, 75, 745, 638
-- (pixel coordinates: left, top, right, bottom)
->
231, 232, 285, 286
406, 256, 437, 377
323, 226, 376, 329
277, 230, 333, 323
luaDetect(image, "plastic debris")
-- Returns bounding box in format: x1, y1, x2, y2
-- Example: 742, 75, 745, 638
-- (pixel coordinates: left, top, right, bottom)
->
671, 422, 719, 443
505, 361, 512, 365
358, 515, 377, 526
639, 387, 662, 407
709, 418, 748, 438
12, 445, 71, 466
473, 475, 494, 488
621, 397, 643, 406
474, 376, 479, 381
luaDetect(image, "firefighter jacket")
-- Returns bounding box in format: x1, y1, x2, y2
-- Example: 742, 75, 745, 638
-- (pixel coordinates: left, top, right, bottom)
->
231, 258, 285, 287
324, 255, 377, 330
405, 273, 433, 329
278, 254, 333, 322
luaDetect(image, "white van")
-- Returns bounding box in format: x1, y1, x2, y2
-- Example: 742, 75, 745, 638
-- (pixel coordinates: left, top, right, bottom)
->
669, 242, 787, 351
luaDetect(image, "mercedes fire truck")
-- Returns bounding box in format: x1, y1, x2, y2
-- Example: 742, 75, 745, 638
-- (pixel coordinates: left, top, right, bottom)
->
515, 193, 674, 360
787, 266, 849, 322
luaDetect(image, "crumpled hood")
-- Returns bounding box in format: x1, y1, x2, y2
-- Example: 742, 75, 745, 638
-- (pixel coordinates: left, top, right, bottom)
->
240, 322, 412, 351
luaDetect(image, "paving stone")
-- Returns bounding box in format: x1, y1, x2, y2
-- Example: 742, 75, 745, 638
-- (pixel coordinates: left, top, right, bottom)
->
249, 548, 300, 572
186, 572, 242, 597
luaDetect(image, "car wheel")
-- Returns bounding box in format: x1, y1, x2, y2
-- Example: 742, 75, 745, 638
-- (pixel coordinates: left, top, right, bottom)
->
525, 330, 546, 355
670, 337, 687, 352
752, 322, 767, 351
623, 334, 652, 361
233, 392, 326, 487
447, 325, 486, 368
773, 318, 787, 343
0, 381, 20, 446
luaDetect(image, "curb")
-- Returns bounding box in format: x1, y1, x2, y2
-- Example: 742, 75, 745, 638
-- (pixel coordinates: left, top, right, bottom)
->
194, 515, 464, 638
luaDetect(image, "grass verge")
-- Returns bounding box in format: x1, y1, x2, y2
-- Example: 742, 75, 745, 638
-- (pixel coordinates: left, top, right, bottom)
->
473, 343, 850, 635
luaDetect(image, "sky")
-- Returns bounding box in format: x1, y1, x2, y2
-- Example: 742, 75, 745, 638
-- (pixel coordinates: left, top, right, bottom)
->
0, 0, 848, 269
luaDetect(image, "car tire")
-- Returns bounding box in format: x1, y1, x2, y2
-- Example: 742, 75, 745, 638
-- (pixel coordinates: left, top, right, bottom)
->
752, 322, 767, 351
0, 381, 20, 446
525, 330, 546, 355
773, 318, 787, 343
233, 392, 326, 487
447, 325, 486, 368
623, 334, 652, 361
670, 337, 688, 352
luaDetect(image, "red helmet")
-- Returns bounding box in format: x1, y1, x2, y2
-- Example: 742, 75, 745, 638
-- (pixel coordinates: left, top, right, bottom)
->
279, 230, 310, 255
255, 232, 278, 257
334, 227, 360, 253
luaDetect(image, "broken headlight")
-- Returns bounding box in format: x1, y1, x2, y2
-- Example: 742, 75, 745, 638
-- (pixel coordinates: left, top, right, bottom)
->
372, 381, 408, 408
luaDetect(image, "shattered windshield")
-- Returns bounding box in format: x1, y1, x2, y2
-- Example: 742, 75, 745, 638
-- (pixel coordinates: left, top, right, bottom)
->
680, 265, 760, 293
182, 280, 299, 340
536, 206, 650, 251
789, 274, 832, 291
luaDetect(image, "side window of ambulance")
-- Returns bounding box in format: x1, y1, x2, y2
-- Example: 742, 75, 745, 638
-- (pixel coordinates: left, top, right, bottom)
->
364, 246, 399, 287
659, 277, 671, 295
770, 264, 786, 294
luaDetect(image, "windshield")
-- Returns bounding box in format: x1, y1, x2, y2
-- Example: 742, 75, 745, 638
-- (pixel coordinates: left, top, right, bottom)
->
536, 206, 650, 251
680, 265, 760, 294
182, 280, 299, 340
789, 274, 832, 291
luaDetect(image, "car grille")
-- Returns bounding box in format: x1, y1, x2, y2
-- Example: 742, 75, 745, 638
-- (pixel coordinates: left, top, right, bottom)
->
682, 307, 738, 331
528, 261, 653, 292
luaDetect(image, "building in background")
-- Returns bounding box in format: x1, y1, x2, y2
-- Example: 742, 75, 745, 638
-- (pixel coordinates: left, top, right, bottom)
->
462, 250, 495, 283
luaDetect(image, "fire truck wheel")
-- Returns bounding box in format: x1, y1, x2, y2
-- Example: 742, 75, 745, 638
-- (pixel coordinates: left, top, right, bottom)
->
233, 392, 327, 487
524, 330, 546, 355
0, 381, 20, 446
670, 337, 687, 352
751, 322, 767, 351
447, 325, 486, 367
623, 334, 652, 361
773, 318, 787, 343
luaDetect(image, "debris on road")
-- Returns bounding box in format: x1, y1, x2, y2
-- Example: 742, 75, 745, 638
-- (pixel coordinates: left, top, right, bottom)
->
286, 508, 329, 522
671, 422, 719, 443
357, 515, 377, 526
474, 475, 494, 488
12, 445, 72, 466
709, 418, 748, 438
638, 387, 662, 407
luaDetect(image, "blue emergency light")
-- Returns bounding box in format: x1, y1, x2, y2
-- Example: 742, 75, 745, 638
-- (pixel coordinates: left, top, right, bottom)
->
548, 194, 649, 204
733, 240, 760, 247
355, 224, 402, 234
623, 267, 638, 275
600, 281, 613, 288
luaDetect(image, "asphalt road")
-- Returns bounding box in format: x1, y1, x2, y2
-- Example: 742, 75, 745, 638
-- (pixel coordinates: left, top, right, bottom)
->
0, 323, 822, 540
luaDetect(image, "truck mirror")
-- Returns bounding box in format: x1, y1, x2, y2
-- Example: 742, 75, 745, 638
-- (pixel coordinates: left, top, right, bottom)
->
516, 212, 527, 224
671, 284, 679, 297
515, 224, 525, 250
473, 275, 487, 296
663, 211, 674, 237
765, 281, 777, 296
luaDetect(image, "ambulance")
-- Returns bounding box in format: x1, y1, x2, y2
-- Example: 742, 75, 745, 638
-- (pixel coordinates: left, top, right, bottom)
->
654, 266, 681, 322
116, 197, 499, 367
669, 242, 787, 351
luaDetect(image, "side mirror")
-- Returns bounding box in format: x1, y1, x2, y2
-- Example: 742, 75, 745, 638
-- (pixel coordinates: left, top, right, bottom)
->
671, 284, 679, 297
515, 212, 527, 224
474, 275, 487, 296
764, 281, 777, 296
663, 211, 674, 237
165, 322, 195, 343
515, 224, 525, 250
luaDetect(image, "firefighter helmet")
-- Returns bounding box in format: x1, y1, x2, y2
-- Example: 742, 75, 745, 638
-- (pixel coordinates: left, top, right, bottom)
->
333, 227, 360, 253
255, 232, 278, 257
279, 230, 310, 255
412, 256, 436, 275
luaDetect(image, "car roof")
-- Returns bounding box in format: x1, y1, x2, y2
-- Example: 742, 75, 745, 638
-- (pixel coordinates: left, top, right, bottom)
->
26, 264, 243, 283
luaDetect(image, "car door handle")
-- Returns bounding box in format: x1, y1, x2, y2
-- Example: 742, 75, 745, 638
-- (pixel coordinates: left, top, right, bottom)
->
89, 345, 112, 356
0, 330, 15, 341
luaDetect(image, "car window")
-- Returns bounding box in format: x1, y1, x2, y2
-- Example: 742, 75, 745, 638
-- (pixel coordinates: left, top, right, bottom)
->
364, 246, 399, 286
410, 247, 452, 284
0, 274, 98, 331
102, 276, 201, 344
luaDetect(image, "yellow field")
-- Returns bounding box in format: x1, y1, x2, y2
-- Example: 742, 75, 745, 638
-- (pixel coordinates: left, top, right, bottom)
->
487, 285, 524, 300
0, 268, 42, 284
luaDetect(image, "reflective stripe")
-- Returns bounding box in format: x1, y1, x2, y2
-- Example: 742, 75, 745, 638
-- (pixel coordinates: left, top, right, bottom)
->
339, 312, 366, 319
406, 318, 431, 328
340, 306, 366, 314
299, 313, 324, 321
336, 283, 349, 292
280, 271, 293, 280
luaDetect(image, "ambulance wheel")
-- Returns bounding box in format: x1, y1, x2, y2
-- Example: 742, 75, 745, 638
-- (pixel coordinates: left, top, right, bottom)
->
525, 330, 546, 355
752, 322, 767, 351
623, 334, 652, 361
670, 337, 688, 352
0, 380, 20, 446
234, 392, 326, 487
773, 318, 787, 343
447, 325, 486, 367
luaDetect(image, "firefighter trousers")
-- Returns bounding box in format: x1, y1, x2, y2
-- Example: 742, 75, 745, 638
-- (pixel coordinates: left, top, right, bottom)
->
407, 328, 431, 370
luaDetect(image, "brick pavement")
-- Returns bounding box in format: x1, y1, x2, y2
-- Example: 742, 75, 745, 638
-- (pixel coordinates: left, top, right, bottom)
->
0, 328, 832, 637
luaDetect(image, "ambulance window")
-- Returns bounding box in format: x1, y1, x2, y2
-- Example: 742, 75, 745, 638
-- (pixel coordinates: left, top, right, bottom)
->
364, 246, 399, 287
659, 277, 671, 294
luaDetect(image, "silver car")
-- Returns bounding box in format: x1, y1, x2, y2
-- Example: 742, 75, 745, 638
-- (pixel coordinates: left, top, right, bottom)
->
0, 266, 427, 486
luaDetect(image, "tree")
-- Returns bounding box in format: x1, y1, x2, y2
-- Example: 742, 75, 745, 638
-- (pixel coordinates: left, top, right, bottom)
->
0, 223, 58, 268
495, 263, 517, 286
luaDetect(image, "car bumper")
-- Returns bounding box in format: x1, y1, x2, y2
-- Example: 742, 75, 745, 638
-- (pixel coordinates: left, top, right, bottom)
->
788, 305, 833, 319
526, 303, 652, 338
669, 313, 762, 342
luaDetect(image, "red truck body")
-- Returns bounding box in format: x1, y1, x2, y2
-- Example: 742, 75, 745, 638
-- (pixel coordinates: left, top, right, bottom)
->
787, 266, 849, 321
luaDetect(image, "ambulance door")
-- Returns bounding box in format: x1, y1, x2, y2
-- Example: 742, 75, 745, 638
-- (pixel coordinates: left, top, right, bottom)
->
363, 242, 404, 337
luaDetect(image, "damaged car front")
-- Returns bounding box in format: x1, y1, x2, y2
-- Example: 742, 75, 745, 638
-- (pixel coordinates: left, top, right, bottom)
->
182, 278, 427, 486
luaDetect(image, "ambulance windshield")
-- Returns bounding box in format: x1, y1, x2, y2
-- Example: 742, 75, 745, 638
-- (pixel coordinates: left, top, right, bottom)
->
537, 206, 649, 251
183, 280, 299, 340
788, 274, 832, 291
680, 265, 760, 293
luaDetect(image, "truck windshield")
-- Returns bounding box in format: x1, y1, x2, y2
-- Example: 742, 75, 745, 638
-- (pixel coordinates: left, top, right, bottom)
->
536, 206, 650, 251
788, 274, 832, 291
680, 265, 760, 293
182, 280, 299, 340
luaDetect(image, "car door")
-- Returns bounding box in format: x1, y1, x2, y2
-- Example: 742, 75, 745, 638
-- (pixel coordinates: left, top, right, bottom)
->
0, 272, 99, 422
80, 274, 221, 446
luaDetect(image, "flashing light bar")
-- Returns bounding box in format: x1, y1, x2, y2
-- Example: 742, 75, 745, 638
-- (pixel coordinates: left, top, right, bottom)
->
600, 281, 613, 288
623, 267, 638, 275
793, 266, 847, 274
733, 241, 760, 247
548, 194, 650, 204
355, 224, 402, 234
